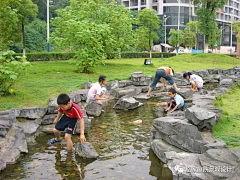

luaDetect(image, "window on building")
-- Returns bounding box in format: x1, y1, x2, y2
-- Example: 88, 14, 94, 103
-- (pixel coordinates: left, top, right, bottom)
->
130, 0, 138, 6
152, 6, 158, 11
123, 1, 129, 7
141, 0, 146, 5
152, 0, 158, 3
163, 0, 178, 3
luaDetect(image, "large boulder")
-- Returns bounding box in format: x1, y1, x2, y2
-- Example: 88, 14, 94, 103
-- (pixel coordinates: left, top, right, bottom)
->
41, 114, 56, 125
0, 125, 28, 170
118, 80, 133, 88
85, 101, 102, 117
106, 80, 119, 90
192, 94, 216, 106
46, 97, 58, 114
75, 142, 99, 159
177, 88, 193, 99
165, 149, 240, 180
185, 105, 217, 131
0, 110, 16, 124
152, 117, 207, 153
110, 86, 142, 99
150, 139, 184, 164
68, 89, 89, 103
113, 96, 142, 110
82, 81, 92, 89
12, 107, 47, 119
209, 87, 229, 96
131, 72, 151, 86
220, 78, 234, 88
174, 78, 189, 86
16, 121, 40, 145
203, 74, 222, 83
196, 69, 209, 78
0, 120, 12, 137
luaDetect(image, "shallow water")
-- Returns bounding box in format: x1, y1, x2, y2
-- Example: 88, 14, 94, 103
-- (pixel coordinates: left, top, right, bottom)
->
0, 99, 173, 180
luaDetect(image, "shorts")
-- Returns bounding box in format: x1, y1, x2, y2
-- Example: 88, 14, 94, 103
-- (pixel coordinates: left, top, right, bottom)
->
167, 98, 183, 110
197, 83, 203, 89
55, 115, 78, 135
150, 69, 175, 88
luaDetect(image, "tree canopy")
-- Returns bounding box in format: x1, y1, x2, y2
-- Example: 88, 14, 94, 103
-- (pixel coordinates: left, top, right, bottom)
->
136, 8, 160, 58
51, 0, 134, 73
0, 0, 38, 54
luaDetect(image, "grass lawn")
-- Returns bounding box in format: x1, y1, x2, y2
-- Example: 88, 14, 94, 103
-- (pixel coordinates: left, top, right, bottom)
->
0, 53, 240, 111
212, 85, 240, 149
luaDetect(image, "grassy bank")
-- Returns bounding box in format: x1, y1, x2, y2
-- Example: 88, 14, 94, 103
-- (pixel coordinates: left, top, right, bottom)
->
212, 84, 240, 149
0, 53, 239, 110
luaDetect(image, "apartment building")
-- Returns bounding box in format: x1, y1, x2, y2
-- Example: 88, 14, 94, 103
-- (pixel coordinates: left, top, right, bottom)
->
122, 0, 240, 49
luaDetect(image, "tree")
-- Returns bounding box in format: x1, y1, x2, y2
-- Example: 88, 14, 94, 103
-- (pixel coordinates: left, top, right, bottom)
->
11, 18, 47, 53
32, 0, 70, 21
136, 8, 160, 58
168, 29, 183, 55
185, 21, 200, 50
0, 0, 38, 56
191, 0, 228, 53
183, 28, 196, 52
233, 22, 240, 58
51, 0, 134, 73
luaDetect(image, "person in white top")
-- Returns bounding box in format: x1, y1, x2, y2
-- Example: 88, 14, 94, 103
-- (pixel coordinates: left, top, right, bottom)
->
86, 75, 109, 104
183, 72, 203, 92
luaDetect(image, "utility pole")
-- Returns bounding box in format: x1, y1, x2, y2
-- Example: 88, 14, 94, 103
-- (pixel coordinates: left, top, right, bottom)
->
47, 0, 50, 52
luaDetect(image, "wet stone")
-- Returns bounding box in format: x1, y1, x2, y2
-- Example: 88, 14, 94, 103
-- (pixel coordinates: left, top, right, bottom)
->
75, 142, 99, 159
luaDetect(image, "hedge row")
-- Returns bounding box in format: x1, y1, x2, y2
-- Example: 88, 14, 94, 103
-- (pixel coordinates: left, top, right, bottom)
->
14, 52, 76, 61
14, 52, 176, 61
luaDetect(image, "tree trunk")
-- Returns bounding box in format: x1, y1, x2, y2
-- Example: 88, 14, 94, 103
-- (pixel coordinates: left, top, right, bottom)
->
22, 23, 26, 56
149, 31, 151, 58
176, 45, 178, 56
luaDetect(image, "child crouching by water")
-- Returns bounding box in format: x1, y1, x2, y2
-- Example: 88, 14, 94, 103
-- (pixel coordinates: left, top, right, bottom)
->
156, 88, 184, 113
86, 75, 109, 104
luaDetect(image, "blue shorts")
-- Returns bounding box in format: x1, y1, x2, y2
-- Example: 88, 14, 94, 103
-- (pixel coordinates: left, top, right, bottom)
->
150, 69, 175, 88
55, 115, 78, 135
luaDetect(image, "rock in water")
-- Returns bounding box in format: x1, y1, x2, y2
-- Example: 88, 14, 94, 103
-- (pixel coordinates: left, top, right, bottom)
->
113, 96, 140, 110
75, 142, 99, 159
85, 101, 102, 117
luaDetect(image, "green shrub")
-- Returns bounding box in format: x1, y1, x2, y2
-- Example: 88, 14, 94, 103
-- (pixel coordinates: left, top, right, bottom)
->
114, 52, 176, 59
13, 52, 176, 62
0, 51, 31, 95
14, 52, 76, 61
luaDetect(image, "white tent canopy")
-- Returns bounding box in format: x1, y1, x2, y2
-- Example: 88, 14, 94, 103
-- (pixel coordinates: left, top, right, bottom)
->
160, 43, 173, 49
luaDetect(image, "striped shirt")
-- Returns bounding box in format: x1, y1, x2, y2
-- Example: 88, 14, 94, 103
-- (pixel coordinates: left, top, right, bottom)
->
58, 103, 83, 120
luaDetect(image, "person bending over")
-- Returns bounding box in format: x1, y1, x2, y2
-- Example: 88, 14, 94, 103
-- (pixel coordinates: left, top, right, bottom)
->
146, 66, 180, 97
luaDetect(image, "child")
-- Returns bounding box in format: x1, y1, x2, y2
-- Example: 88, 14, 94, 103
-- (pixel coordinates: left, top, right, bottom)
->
48, 94, 86, 151
156, 88, 184, 113
86, 75, 109, 104
183, 72, 203, 92
146, 66, 180, 97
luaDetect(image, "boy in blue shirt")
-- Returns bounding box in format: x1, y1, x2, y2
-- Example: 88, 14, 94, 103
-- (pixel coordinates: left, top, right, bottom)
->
156, 88, 184, 113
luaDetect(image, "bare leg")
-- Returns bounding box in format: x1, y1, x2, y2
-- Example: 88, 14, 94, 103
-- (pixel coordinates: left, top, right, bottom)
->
53, 128, 62, 141
146, 87, 153, 96
156, 102, 168, 107
172, 83, 180, 91
65, 133, 73, 151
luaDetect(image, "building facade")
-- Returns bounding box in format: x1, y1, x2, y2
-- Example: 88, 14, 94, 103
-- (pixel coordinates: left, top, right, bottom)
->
122, 0, 240, 49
